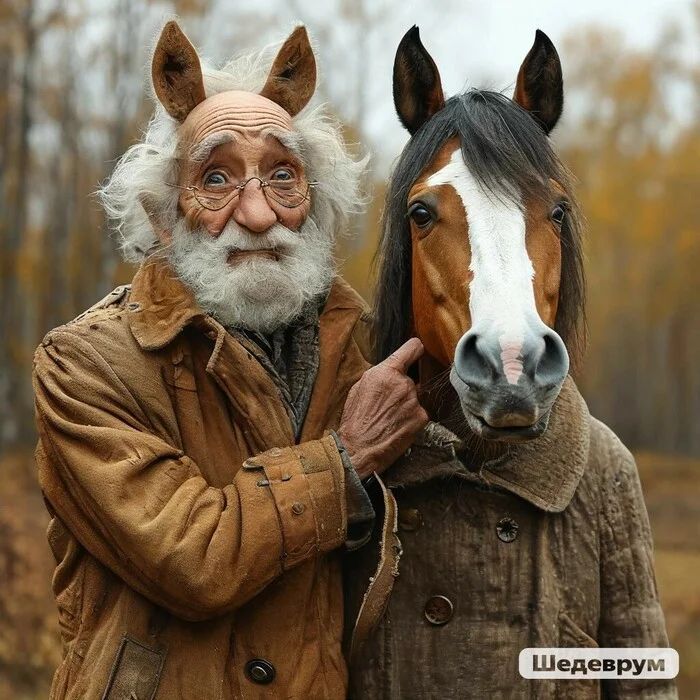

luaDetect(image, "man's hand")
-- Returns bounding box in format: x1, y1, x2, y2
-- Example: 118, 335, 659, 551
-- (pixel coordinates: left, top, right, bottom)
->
338, 338, 429, 480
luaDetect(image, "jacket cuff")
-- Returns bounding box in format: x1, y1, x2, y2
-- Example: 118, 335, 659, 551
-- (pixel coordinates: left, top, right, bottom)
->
329, 431, 375, 551
244, 435, 347, 570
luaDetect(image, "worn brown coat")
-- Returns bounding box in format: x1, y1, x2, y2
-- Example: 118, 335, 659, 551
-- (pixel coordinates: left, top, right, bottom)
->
33, 258, 374, 700
347, 378, 677, 699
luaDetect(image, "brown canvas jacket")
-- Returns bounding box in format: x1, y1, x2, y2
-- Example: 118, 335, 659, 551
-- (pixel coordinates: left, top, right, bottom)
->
347, 378, 678, 700
33, 258, 375, 700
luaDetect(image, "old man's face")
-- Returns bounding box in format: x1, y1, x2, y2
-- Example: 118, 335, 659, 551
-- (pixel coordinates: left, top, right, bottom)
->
165, 91, 334, 333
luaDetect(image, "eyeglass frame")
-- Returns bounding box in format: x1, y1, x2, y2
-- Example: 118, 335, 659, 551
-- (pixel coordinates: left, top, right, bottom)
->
166, 176, 318, 211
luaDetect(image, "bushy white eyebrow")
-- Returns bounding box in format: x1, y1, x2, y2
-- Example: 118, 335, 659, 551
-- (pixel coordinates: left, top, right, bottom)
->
265, 129, 305, 162
189, 133, 236, 163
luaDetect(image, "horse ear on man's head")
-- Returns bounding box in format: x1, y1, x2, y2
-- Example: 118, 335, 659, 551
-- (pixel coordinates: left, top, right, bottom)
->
392, 26, 564, 136
151, 20, 206, 122
259, 25, 317, 117
150, 20, 317, 123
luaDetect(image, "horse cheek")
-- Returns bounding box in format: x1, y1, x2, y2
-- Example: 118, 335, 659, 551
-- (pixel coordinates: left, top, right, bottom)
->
528, 224, 561, 328
411, 243, 469, 368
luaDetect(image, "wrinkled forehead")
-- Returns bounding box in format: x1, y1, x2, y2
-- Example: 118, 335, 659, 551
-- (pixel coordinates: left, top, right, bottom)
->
179, 90, 294, 146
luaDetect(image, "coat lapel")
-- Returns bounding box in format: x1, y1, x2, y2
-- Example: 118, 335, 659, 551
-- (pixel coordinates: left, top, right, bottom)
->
300, 278, 370, 442
385, 377, 591, 513
127, 258, 369, 452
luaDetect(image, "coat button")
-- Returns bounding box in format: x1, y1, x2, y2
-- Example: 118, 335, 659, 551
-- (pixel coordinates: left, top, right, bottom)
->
245, 659, 275, 684
398, 508, 423, 532
292, 502, 306, 515
496, 517, 519, 543
424, 595, 454, 625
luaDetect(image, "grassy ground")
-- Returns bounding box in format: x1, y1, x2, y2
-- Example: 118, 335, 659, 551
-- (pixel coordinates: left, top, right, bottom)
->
0, 449, 697, 698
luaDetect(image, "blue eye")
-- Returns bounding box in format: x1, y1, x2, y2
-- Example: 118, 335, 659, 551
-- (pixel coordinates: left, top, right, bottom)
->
271, 168, 294, 181
205, 172, 227, 187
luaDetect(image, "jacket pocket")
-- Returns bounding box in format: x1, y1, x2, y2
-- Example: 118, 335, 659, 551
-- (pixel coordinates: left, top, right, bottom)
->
558, 611, 599, 648
556, 612, 601, 700
102, 635, 167, 700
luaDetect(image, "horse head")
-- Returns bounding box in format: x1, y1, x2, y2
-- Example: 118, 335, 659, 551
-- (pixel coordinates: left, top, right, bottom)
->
376, 28, 586, 443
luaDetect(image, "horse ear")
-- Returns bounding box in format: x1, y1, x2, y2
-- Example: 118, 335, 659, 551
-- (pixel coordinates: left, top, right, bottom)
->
152, 21, 206, 122
513, 29, 563, 134
260, 26, 317, 117
393, 26, 445, 135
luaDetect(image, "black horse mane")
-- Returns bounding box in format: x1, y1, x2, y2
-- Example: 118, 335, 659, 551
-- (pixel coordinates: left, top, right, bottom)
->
373, 89, 587, 374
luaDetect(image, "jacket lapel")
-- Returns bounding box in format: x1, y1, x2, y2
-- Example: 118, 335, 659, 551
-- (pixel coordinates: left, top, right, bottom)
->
385, 377, 591, 513
128, 258, 369, 452
300, 278, 369, 442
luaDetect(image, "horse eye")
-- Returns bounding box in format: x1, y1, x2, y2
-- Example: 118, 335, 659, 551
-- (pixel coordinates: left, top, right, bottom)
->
408, 203, 433, 228
551, 204, 566, 226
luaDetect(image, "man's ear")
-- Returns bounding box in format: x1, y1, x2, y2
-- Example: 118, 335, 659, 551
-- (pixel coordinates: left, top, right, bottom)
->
152, 20, 207, 122
393, 26, 445, 135
259, 26, 316, 117
513, 30, 564, 135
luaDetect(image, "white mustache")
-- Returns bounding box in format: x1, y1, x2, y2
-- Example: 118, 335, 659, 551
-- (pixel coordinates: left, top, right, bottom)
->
166, 214, 335, 333
201, 221, 299, 256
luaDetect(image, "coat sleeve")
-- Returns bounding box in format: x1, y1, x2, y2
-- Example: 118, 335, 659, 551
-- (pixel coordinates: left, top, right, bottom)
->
33, 329, 348, 622
596, 427, 678, 699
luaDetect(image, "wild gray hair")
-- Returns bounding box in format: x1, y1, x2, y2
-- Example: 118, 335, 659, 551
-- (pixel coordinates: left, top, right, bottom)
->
99, 36, 369, 262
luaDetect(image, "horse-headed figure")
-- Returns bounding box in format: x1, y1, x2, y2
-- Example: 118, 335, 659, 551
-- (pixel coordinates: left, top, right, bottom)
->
376, 27, 585, 444
347, 28, 676, 700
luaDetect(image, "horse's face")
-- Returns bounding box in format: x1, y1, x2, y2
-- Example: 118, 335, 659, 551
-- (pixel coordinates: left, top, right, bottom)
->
392, 28, 574, 442
410, 138, 569, 440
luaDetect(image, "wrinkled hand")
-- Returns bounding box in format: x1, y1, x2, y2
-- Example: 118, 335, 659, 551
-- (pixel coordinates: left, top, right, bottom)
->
338, 338, 429, 480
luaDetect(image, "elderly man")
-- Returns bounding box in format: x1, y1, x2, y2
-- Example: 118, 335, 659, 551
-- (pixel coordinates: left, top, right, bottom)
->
32, 21, 426, 700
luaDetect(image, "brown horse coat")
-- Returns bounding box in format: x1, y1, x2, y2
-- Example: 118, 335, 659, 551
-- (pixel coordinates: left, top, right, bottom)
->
347, 378, 677, 699
33, 258, 375, 700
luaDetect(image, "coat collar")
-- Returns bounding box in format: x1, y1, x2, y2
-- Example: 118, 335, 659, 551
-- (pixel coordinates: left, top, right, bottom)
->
384, 376, 591, 513
127, 257, 367, 352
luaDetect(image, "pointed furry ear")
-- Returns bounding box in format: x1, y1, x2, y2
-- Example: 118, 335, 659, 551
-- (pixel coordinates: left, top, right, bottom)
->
513, 29, 564, 134
259, 26, 317, 117
152, 21, 206, 122
393, 26, 445, 135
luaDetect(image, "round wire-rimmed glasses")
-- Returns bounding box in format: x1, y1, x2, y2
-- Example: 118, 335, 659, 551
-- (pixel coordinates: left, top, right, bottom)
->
166, 176, 317, 211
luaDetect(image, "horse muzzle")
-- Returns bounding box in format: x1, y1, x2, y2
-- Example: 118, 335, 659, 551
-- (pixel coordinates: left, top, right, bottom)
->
450, 323, 569, 442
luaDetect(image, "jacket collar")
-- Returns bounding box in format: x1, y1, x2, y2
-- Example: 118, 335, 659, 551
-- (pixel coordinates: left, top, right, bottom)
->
127, 257, 367, 351
384, 376, 590, 513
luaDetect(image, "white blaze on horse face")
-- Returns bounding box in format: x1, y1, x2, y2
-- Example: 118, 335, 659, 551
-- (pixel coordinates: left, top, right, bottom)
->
427, 148, 539, 385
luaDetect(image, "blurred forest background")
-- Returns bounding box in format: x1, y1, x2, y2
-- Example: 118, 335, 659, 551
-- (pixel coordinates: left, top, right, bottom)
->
1, 0, 699, 697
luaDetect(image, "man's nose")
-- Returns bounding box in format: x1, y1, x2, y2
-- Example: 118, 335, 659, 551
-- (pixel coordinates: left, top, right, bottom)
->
232, 179, 277, 233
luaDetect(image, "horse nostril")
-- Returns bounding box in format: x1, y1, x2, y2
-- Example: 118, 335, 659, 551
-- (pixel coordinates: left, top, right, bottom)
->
535, 330, 569, 386
454, 332, 498, 388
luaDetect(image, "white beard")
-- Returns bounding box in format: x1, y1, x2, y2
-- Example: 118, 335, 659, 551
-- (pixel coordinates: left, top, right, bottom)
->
167, 217, 335, 333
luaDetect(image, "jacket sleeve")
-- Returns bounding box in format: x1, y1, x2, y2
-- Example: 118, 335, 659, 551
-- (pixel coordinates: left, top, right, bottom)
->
33, 329, 348, 622
597, 432, 678, 699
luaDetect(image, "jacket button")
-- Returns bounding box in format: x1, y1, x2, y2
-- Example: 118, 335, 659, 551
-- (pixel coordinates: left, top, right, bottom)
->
496, 517, 519, 542
245, 659, 275, 685
398, 508, 423, 532
292, 502, 306, 515
424, 595, 454, 625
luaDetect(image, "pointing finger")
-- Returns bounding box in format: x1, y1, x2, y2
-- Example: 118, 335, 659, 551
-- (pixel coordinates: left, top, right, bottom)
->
382, 337, 425, 374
